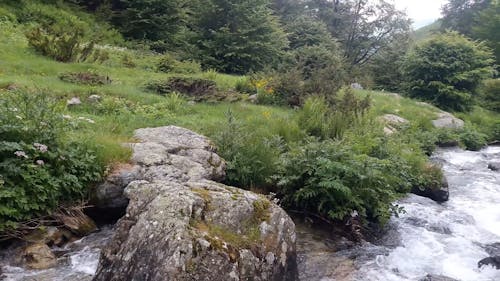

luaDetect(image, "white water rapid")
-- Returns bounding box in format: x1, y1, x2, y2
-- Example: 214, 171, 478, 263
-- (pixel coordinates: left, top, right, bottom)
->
353, 146, 500, 281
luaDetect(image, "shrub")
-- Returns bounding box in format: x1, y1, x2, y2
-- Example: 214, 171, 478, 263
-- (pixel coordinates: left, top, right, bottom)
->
146, 77, 217, 100
25, 18, 96, 62
274, 139, 412, 224
403, 31, 495, 111
297, 89, 370, 140
0, 90, 102, 231
459, 126, 488, 151
59, 71, 111, 86
479, 79, 500, 112
0, 7, 16, 22
212, 110, 283, 189
157, 54, 202, 74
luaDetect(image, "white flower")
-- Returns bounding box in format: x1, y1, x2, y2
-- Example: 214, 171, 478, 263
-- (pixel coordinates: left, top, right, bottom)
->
15, 115, 22, 120
62, 115, 72, 119
10, 107, 18, 112
78, 117, 95, 124
33, 143, 48, 153
14, 151, 28, 158
36, 160, 45, 165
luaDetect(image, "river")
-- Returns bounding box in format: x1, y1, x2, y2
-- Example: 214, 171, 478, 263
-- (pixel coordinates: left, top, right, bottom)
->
2, 147, 500, 281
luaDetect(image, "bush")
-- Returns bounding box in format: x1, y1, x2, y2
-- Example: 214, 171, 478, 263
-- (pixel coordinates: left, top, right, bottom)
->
146, 77, 217, 100
157, 54, 202, 74
0, 90, 102, 231
213, 110, 283, 189
403, 31, 495, 111
274, 139, 412, 224
297, 89, 370, 140
479, 79, 500, 112
0, 7, 16, 22
59, 71, 111, 85
459, 126, 488, 151
26, 18, 96, 62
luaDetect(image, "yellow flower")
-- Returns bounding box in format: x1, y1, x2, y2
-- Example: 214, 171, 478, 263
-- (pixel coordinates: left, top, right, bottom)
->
262, 111, 271, 119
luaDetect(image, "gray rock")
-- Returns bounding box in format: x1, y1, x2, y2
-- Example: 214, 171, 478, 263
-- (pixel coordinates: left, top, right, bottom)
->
488, 162, 500, 171
478, 256, 500, 269
93, 126, 297, 281
411, 175, 449, 203
350, 83, 363, 90
381, 114, 409, 125
67, 97, 82, 106
88, 95, 102, 103
431, 112, 464, 129
419, 274, 458, 281
248, 94, 258, 103
21, 243, 57, 270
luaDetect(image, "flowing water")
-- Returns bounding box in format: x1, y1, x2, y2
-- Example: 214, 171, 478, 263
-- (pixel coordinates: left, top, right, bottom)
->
2, 147, 500, 281
0, 226, 113, 281
353, 146, 499, 281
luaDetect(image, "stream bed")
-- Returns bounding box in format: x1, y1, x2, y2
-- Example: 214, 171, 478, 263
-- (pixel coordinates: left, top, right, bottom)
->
2, 147, 500, 281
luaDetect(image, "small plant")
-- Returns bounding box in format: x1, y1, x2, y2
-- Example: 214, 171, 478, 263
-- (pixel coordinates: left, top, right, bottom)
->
0, 90, 102, 232
59, 71, 111, 86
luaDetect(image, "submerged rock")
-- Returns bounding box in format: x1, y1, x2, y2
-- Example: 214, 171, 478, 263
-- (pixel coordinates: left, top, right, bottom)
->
21, 243, 57, 270
488, 162, 500, 171
419, 274, 458, 281
93, 126, 298, 281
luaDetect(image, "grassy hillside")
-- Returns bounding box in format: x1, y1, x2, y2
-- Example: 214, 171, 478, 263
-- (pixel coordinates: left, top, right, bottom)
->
412, 20, 442, 42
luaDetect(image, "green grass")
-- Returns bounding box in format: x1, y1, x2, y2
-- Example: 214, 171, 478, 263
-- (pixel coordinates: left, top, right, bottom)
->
2, 16, 497, 172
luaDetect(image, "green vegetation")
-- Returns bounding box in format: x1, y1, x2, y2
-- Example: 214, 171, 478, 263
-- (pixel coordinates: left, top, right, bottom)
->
404, 31, 495, 111
0, 0, 498, 236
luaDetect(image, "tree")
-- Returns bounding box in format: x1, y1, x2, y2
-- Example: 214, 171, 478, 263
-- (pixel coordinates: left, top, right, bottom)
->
305, 0, 411, 68
370, 32, 411, 91
403, 31, 495, 111
472, 0, 500, 64
441, 0, 491, 37
111, 0, 189, 43
193, 0, 287, 74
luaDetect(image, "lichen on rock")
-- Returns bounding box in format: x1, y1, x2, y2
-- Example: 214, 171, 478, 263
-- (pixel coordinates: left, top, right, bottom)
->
93, 126, 297, 281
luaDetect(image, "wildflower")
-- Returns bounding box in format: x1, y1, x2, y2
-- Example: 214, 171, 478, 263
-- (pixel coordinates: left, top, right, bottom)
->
10, 107, 18, 112
15, 115, 22, 120
62, 115, 72, 119
14, 151, 28, 158
262, 111, 271, 119
33, 143, 48, 153
36, 160, 45, 166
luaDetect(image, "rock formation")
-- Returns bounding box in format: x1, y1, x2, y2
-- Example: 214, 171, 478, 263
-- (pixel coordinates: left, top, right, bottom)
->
92, 126, 298, 281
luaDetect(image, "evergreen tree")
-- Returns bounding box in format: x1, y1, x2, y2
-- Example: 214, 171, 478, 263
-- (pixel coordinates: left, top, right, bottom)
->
193, 0, 287, 74
441, 0, 491, 37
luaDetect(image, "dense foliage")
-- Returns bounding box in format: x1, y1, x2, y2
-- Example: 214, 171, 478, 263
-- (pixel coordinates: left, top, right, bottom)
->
403, 32, 495, 111
0, 90, 102, 231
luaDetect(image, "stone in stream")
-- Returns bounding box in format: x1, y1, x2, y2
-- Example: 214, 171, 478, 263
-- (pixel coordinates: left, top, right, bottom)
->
92, 126, 298, 281
21, 243, 57, 270
488, 162, 500, 171
478, 256, 500, 270
411, 174, 449, 203
419, 274, 458, 281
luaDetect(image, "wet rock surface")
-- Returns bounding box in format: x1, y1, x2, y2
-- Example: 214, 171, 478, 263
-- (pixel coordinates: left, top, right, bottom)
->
411, 175, 449, 203
93, 126, 298, 281
419, 274, 459, 281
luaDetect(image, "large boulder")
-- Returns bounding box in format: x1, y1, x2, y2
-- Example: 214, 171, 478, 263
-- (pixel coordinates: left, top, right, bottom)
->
379, 114, 409, 135
431, 112, 464, 129
93, 126, 298, 281
478, 256, 500, 269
